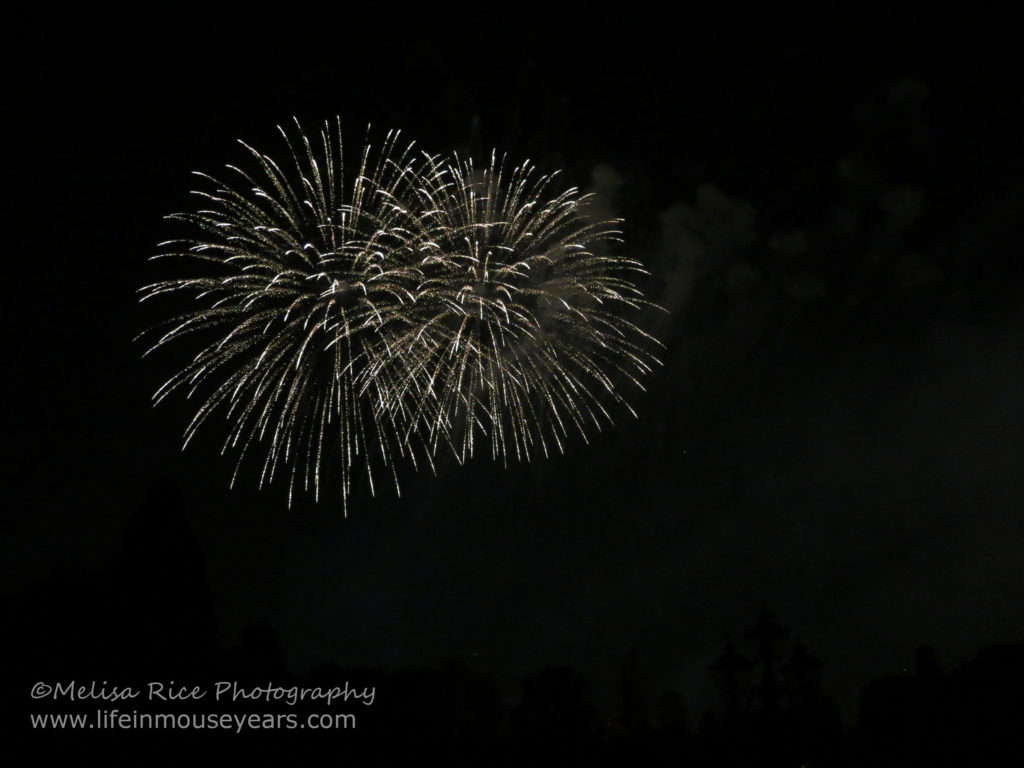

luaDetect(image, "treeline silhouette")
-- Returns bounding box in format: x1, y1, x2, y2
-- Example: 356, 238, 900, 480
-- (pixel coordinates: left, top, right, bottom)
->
5, 481, 1023, 765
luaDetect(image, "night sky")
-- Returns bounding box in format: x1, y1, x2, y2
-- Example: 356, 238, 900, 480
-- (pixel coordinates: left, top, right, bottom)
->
6, 3, 1022, 735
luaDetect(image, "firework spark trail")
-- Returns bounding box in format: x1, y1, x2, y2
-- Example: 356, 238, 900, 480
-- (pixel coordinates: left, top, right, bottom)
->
139, 119, 663, 509
381, 150, 664, 467
139, 119, 436, 511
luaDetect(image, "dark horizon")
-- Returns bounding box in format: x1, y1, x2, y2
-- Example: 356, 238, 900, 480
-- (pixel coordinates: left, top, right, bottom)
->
9, 485, 1024, 763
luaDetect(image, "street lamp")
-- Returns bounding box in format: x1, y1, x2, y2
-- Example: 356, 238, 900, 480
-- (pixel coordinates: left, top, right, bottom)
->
744, 609, 789, 711
709, 641, 754, 717
744, 608, 789, 663
781, 643, 823, 708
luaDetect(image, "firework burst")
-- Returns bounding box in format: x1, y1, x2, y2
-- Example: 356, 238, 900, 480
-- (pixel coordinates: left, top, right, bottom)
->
138, 119, 434, 508
381, 151, 663, 465
139, 119, 663, 509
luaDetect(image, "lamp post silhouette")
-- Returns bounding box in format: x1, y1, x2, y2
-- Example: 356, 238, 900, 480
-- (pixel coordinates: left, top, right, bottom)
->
781, 643, 823, 709
709, 611, 795, 719
744, 609, 789, 712
709, 641, 754, 721
709, 612, 835, 767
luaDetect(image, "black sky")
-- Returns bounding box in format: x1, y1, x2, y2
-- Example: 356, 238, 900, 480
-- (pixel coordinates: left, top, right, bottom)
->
5, 3, 1022, 725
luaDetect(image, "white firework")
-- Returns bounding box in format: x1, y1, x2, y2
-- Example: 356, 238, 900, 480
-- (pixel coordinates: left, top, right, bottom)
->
375, 150, 663, 465
139, 119, 434, 509
139, 120, 663, 509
